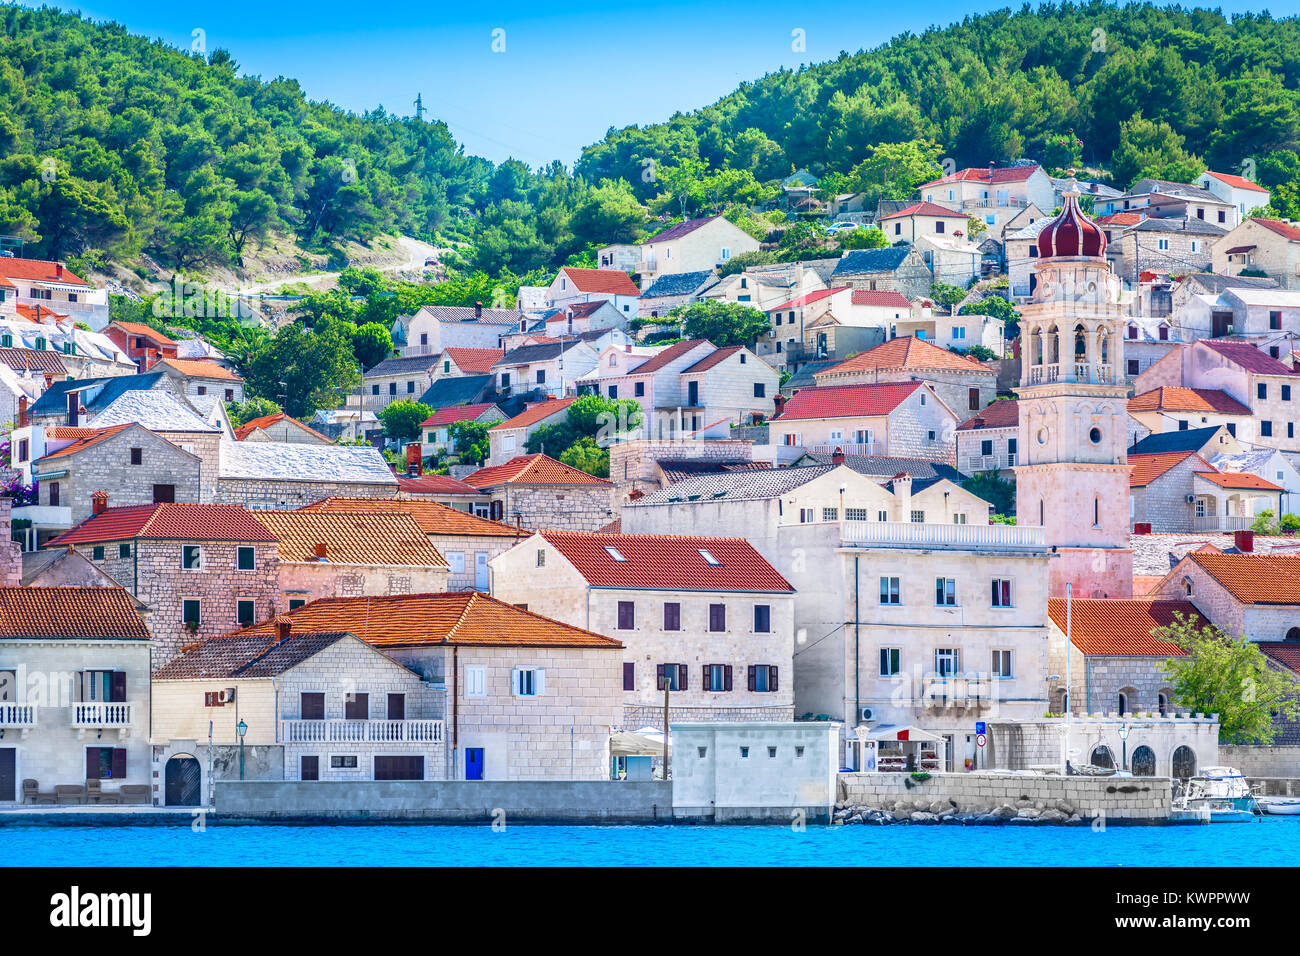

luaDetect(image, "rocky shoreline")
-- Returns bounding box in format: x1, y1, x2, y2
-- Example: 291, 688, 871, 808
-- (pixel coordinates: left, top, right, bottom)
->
834, 796, 1089, 825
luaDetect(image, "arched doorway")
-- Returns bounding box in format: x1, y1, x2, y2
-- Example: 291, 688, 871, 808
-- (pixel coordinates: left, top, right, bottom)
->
165, 754, 202, 806
1131, 746, 1156, 776
1089, 745, 1114, 769
1172, 745, 1197, 781
1286, 627, 1300, 643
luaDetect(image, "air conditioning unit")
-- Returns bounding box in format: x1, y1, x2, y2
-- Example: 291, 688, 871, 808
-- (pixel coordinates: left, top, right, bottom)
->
218, 688, 236, 704
859, 706, 875, 722
1186, 494, 1197, 504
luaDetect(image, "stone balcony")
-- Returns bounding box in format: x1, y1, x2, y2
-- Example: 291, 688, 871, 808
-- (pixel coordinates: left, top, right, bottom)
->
0, 703, 37, 728
282, 719, 444, 744
841, 520, 1045, 551
71, 702, 134, 729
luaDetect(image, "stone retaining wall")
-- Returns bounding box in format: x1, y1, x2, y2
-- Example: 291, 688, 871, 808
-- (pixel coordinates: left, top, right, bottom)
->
1220, 745, 1300, 780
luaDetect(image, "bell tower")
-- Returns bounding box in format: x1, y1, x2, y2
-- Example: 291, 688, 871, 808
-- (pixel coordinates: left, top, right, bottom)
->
1014, 180, 1133, 598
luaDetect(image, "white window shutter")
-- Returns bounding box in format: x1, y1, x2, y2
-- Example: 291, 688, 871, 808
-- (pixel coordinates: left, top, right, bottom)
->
535, 669, 546, 696
511, 668, 520, 696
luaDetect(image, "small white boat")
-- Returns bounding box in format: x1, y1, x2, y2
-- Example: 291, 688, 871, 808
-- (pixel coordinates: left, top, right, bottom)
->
1257, 796, 1300, 816
1173, 766, 1262, 820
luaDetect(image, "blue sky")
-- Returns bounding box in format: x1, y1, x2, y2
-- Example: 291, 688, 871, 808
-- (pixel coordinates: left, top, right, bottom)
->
37, 1, 1297, 168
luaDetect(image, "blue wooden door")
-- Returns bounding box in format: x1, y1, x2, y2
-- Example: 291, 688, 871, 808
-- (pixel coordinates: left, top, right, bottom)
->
465, 748, 484, 781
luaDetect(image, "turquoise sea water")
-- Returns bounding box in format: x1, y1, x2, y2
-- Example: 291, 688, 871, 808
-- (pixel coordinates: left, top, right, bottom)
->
5, 817, 1300, 866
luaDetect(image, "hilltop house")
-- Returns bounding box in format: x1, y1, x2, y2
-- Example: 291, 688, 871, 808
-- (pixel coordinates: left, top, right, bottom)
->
1196, 170, 1272, 220
152, 357, 244, 404
829, 246, 933, 299
420, 403, 505, 457
391, 304, 521, 358
918, 163, 1055, 240
234, 413, 333, 446
492, 339, 599, 400
545, 267, 640, 316
633, 215, 759, 290
637, 270, 718, 319
0, 258, 108, 329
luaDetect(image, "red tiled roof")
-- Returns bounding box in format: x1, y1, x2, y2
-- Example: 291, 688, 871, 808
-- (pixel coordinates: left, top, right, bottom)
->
0, 258, 90, 287
545, 301, 608, 322
0, 587, 149, 640
252, 511, 448, 567
627, 339, 711, 375
1128, 451, 1206, 487
33, 423, 135, 463
228, 591, 623, 649
157, 357, 242, 381
920, 165, 1041, 188
110, 321, 175, 346
682, 346, 742, 374
14, 304, 69, 322
1205, 171, 1269, 193
538, 530, 793, 592
1046, 598, 1195, 656
1184, 552, 1300, 604
1260, 643, 1300, 674
822, 335, 989, 376
850, 290, 913, 309
775, 381, 924, 421
1251, 218, 1300, 240
768, 287, 848, 312
234, 413, 332, 443
393, 475, 484, 496
44, 426, 99, 441
1193, 471, 1283, 491
1096, 212, 1144, 226
298, 496, 521, 537
463, 454, 612, 488
957, 399, 1018, 431
1128, 386, 1251, 415
878, 201, 969, 220
442, 347, 505, 372
421, 403, 499, 428
559, 267, 640, 297
1200, 339, 1297, 376
48, 504, 277, 546
490, 397, 576, 432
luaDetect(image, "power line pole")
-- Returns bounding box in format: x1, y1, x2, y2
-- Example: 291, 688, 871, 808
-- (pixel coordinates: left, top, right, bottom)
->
413, 93, 426, 122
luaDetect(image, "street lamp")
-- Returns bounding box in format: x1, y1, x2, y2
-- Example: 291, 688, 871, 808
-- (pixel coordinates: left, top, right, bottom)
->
237, 719, 248, 780
1117, 721, 1131, 773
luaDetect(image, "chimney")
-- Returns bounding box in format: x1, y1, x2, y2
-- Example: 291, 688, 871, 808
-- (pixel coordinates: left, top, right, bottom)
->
831, 447, 845, 466
1234, 529, 1255, 553
892, 473, 913, 521
1133, 522, 1152, 535
313, 542, 328, 560
773, 394, 786, 416
91, 490, 108, 515
43, 374, 53, 389
55, 262, 63, 278
17, 395, 26, 428
275, 617, 292, 642
474, 301, 483, 320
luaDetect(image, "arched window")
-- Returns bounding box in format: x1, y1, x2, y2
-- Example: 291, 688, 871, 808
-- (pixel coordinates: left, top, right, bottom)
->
1131, 746, 1156, 776
1158, 691, 1170, 716
1286, 627, 1300, 643
1074, 323, 1088, 360
1172, 745, 1197, 781
1039, 497, 1045, 527
1094, 496, 1101, 526
1118, 687, 1137, 717
1089, 745, 1114, 769
1182, 577, 1193, 597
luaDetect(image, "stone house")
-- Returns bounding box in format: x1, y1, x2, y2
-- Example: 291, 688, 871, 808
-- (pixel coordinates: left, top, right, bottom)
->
1153, 550, 1300, 643
357, 353, 441, 413
486, 397, 575, 465
431, 346, 505, 379
1107, 218, 1225, 287
153, 357, 245, 404
462, 453, 616, 531
1212, 218, 1300, 289
545, 266, 640, 317
768, 380, 958, 463
606, 436, 763, 497
1096, 179, 1237, 228
1128, 450, 1282, 533
637, 270, 717, 319
674, 345, 778, 433
228, 592, 624, 781
153, 627, 446, 784
1209, 446, 1300, 517
829, 245, 933, 299
812, 335, 997, 416
762, 286, 852, 368
420, 402, 505, 457
48, 502, 281, 665
1045, 597, 1192, 719
20, 545, 136, 590
0, 587, 153, 803
391, 304, 520, 359
1127, 424, 1244, 461
633, 215, 759, 290
234, 413, 333, 445
394, 474, 491, 514
490, 530, 796, 728
918, 164, 1056, 240
492, 338, 599, 400
215, 440, 398, 509
532, 300, 629, 340
296, 496, 525, 591
25, 370, 173, 428
955, 399, 1019, 477
1127, 386, 1253, 444
252, 510, 449, 611
877, 201, 970, 244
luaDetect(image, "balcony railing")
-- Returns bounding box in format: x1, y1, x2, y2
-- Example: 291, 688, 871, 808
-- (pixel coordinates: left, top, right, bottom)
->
961, 197, 1030, 209
282, 719, 444, 743
811, 442, 883, 457
842, 520, 1046, 550
1191, 515, 1255, 532
71, 702, 134, 727
962, 452, 1017, 473
637, 259, 657, 273
1026, 362, 1114, 385
0, 703, 37, 727
921, 677, 993, 706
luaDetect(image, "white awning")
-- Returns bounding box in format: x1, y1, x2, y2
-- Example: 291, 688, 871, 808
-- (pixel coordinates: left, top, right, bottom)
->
859, 724, 946, 744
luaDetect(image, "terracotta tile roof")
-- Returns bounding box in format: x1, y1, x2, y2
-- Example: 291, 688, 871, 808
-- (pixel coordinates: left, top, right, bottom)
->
1252, 218, 1300, 241
442, 347, 505, 372
920, 164, 1041, 188
252, 511, 448, 567
850, 290, 913, 309
538, 530, 793, 592
489, 397, 575, 431
559, 267, 640, 297
1184, 552, 1300, 604
0, 346, 67, 375
49, 504, 277, 546
298, 496, 522, 537
14, 304, 69, 322
1128, 386, 1251, 415
0, 275, 13, 289
33, 423, 135, 463
1096, 212, 1144, 226
544, 301, 608, 322
421, 403, 499, 428
393, 474, 485, 496
1206, 171, 1269, 193
44, 426, 99, 441
768, 287, 847, 312
1193, 471, 1283, 491
1200, 339, 1298, 376
228, 591, 623, 649
1046, 598, 1196, 656
1259, 643, 1300, 674
822, 335, 988, 376
878, 201, 969, 220
957, 399, 1018, 430
681, 346, 742, 374
0, 587, 149, 640
1128, 451, 1206, 487
153, 631, 357, 679
110, 321, 175, 346
627, 339, 711, 375
774, 381, 924, 421
234, 413, 332, 443
463, 453, 612, 488
0, 259, 90, 286
157, 357, 243, 381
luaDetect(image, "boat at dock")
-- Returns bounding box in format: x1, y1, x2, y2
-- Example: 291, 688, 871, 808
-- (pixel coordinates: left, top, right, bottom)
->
1257, 796, 1300, 816
1172, 766, 1262, 822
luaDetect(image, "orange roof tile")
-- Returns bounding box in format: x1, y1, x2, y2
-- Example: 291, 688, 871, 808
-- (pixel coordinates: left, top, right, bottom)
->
442, 347, 505, 373
252, 511, 448, 567
1252, 218, 1300, 241
0, 259, 90, 286
463, 453, 612, 488
14, 304, 69, 322
298, 496, 523, 538
489, 397, 576, 431
1259, 643, 1300, 673
1131, 575, 1166, 596
682, 346, 742, 374
420, 403, 499, 428
821, 336, 989, 377
228, 591, 622, 649
1046, 598, 1197, 656
393, 474, 484, 496
157, 357, 243, 381
49, 504, 277, 546
1128, 386, 1250, 415
957, 399, 1018, 431
768, 287, 848, 312
1193, 471, 1283, 491
1183, 552, 1300, 604
0, 587, 149, 640
538, 530, 793, 592
233, 413, 332, 443
1206, 171, 1269, 193
878, 201, 969, 220
0, 347, 67, 375
773, 381, 924, 421
33, 423, 136, 463
44, 426, 99, 441
1128, 451, 1207, 487
627, 339, 711, 375
850, 290, 913, 309
559, 267, 640, 297
110, 321, 176, 346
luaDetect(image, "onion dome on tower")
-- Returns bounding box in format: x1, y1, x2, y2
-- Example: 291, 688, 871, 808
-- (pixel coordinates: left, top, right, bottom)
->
1036, 175, 1106, 259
